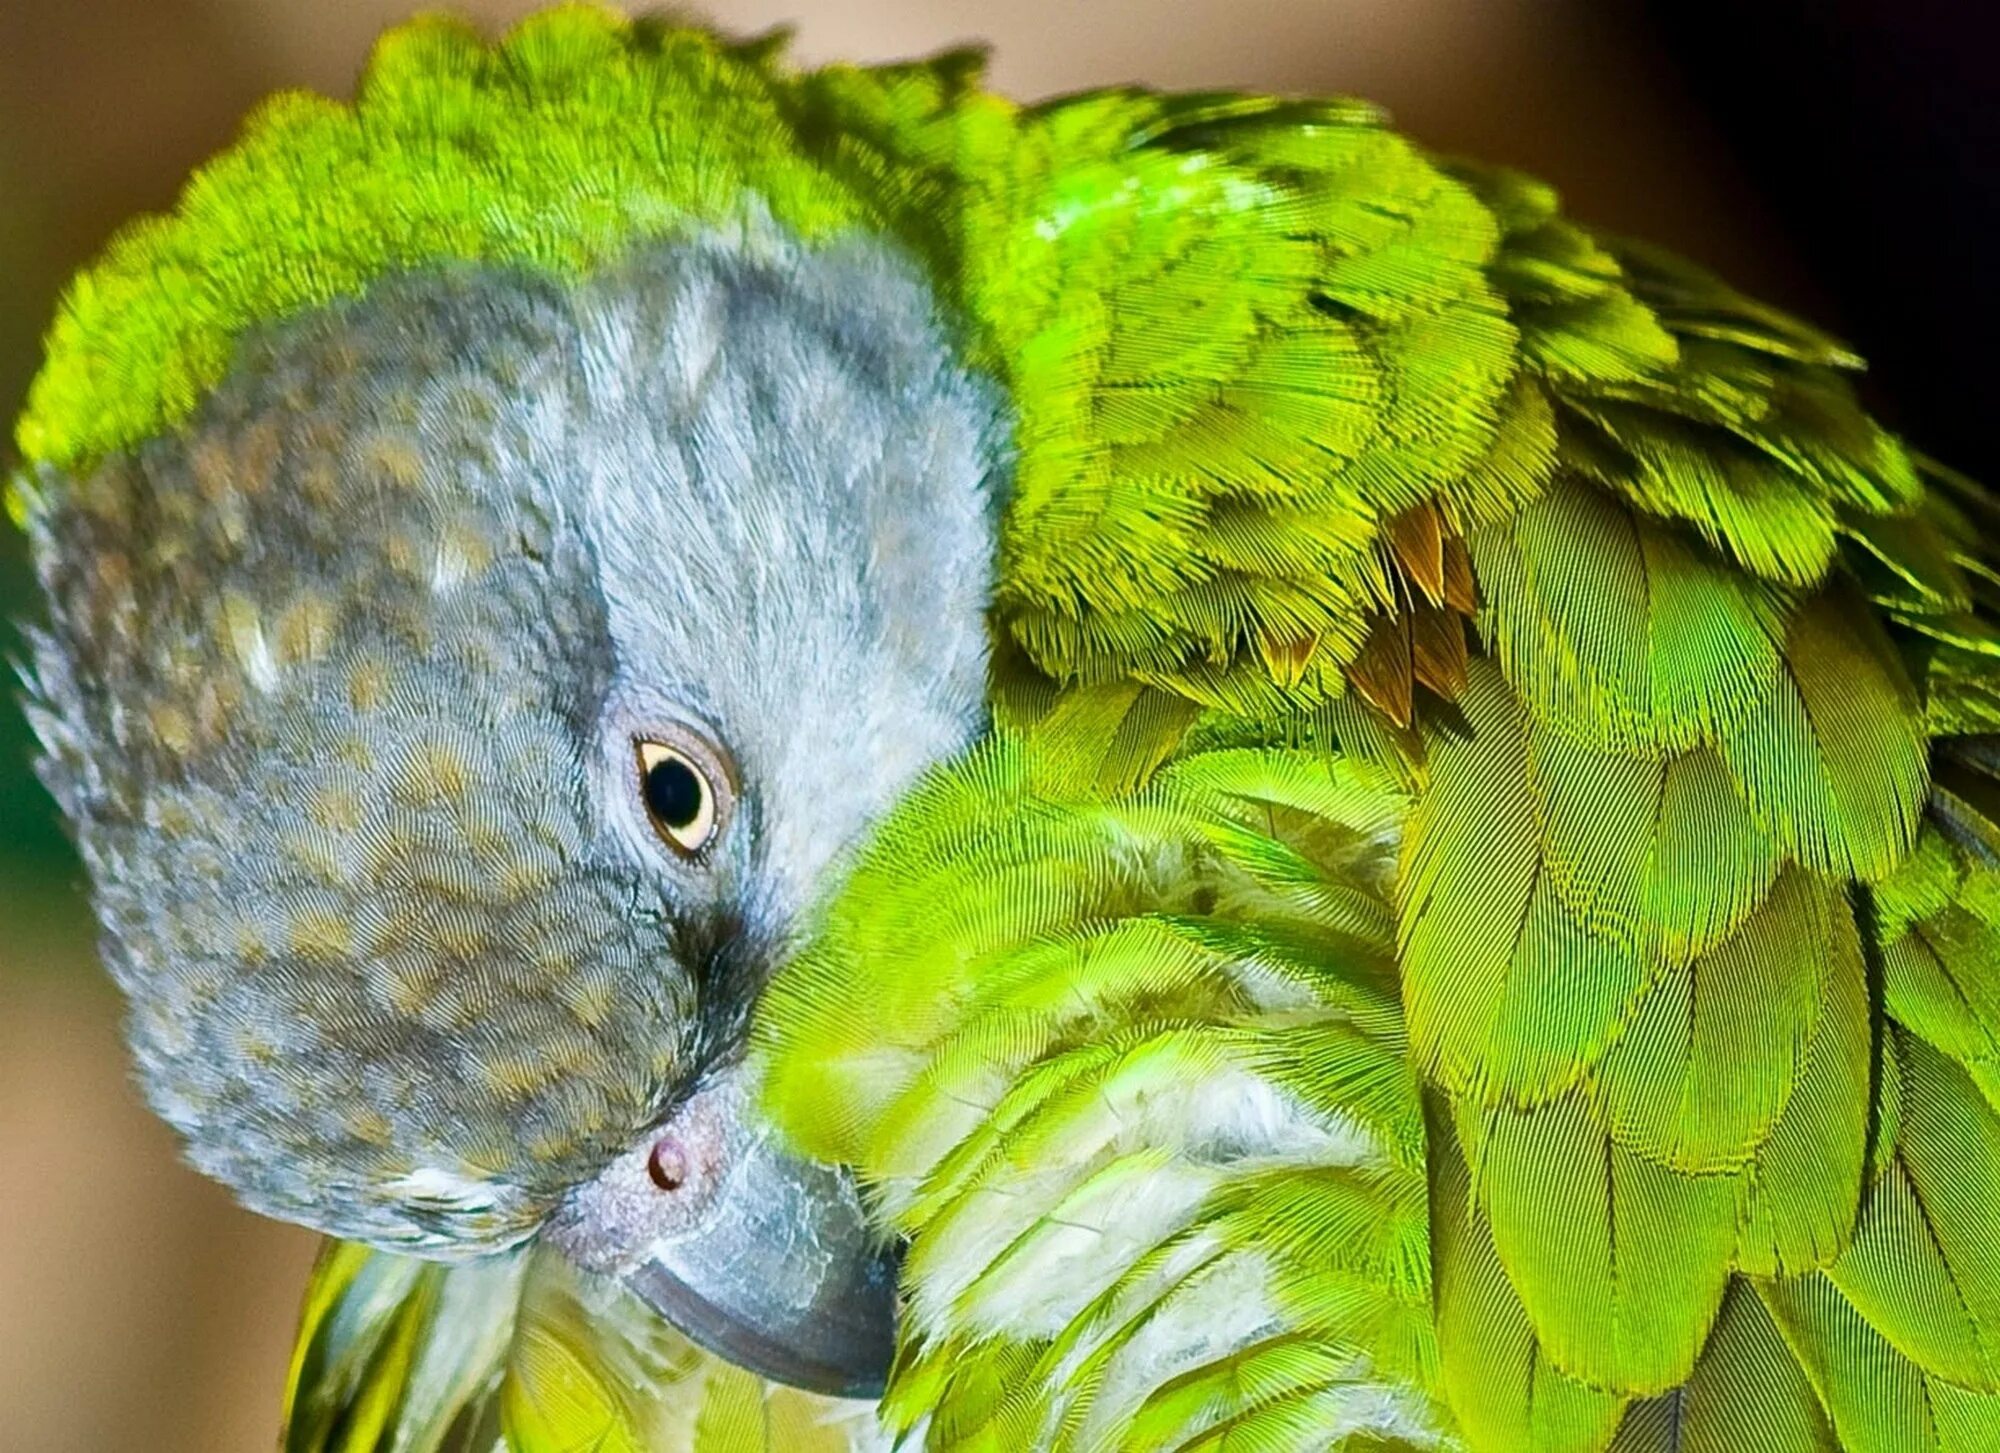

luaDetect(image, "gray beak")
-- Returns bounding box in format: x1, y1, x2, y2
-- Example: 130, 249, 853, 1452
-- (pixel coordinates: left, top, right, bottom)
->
541, 1066, 898, 1399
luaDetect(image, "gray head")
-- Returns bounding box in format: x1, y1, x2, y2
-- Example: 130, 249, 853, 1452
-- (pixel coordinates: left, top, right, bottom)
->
23, 230, 1006, 1389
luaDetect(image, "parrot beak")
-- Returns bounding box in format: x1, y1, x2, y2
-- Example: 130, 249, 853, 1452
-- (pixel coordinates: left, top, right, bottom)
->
541, 1064, 899, 1399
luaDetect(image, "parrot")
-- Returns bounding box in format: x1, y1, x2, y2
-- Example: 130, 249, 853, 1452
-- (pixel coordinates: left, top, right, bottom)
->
13, 4, 2000, 1450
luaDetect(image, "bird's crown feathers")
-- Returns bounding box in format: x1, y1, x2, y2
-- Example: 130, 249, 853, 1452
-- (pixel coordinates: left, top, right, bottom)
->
12, 3, 967, 488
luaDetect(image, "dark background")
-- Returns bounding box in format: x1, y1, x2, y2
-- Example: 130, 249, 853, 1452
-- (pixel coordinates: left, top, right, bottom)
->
0, 2, 1990, 1447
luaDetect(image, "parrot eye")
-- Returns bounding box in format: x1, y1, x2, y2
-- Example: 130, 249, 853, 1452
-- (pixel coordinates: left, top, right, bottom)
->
634, 731, 731, 857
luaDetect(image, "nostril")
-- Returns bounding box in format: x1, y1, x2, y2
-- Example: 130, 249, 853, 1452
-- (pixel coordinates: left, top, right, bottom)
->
647, 1137, 688, 1192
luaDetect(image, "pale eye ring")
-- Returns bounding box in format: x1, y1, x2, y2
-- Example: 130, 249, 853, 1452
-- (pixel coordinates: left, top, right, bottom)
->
634, 731, 732, 857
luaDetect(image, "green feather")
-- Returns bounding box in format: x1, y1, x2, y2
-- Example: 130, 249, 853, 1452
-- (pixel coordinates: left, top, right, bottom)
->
1462, 1092, 1737, 1393
1470, 477, 1791, 753
1429, 1110, 1627, 1452
281, 1241, 520, 1453
1638, 746, 1784, 960
1875, 827, 1971, 944
1830, 1034, 2000, 1390
1715, 590, 1925, 881
1605, 1284, 1838, 1452
280, 1241, 868, 1453
1595, 868, 1832, 1175
1401, 658, 1643, 1099
1730, 903, 1872, 1279
757, 727, 1441, 1450
1888, 929, 2000, 1112
1757, 1270, 2000, 1453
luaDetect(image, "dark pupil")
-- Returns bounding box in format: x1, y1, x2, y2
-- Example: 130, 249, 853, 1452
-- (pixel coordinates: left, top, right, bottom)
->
644, 757, 704, 830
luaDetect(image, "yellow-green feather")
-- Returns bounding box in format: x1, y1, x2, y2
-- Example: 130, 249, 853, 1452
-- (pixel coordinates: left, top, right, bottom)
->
281, 1239, 875, 1453
756, 727, 1442, 1450
761, 62, 1979, 1453
1429, 1106, 1628, 1452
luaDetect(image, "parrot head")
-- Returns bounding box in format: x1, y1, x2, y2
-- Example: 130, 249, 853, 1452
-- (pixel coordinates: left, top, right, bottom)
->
21, 232, 1007, 1395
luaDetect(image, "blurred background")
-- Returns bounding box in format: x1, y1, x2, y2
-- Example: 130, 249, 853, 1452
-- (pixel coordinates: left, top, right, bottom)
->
0, 2, 1991, 1448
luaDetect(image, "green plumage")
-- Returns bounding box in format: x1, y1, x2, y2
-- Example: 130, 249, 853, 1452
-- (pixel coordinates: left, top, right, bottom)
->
21, 6, 2000, 1450
759, 729, 1434, 1449
748, 12, 2000, 1447
282, 1239, 876, 1451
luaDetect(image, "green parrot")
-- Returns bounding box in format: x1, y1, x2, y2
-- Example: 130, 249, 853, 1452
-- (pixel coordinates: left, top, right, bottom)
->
14, 5, 2000, 1450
